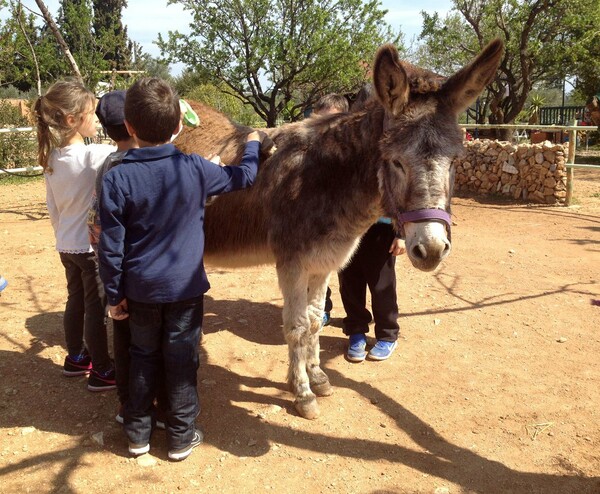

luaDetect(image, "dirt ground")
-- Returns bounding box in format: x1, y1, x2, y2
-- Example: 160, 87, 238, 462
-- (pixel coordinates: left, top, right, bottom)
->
0, 168, 599, 494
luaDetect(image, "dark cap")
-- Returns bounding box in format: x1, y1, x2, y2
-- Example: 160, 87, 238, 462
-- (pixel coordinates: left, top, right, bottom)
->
96, 90, 126, 128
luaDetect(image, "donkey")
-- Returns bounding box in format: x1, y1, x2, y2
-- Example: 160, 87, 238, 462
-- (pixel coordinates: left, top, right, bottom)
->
174, 39, 503, 419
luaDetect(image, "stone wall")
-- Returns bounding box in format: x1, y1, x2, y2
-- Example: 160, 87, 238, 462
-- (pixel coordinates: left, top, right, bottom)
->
453, 140, 567, 204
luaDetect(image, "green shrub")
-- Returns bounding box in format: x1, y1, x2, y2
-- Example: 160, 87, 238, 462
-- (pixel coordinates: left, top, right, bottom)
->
0, 100, 37, 170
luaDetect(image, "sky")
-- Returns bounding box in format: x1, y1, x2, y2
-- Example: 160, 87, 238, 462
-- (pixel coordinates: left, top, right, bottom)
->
9, 0, 453, 76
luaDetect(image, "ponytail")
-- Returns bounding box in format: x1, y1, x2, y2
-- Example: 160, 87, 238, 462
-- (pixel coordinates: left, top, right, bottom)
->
34, 80, 96, 174
34, 96, 59, 172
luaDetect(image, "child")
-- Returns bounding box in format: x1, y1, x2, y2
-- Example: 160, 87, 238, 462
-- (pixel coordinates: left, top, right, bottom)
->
338, 84, 405, 362
98, 78, 265, 461
340, 220, 405, 362
34, 79, 116, 390
88, 90, 159, 424
310, 93, 350, 326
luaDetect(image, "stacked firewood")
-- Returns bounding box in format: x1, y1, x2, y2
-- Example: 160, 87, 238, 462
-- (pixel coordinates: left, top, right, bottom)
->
453, 140, 567, 204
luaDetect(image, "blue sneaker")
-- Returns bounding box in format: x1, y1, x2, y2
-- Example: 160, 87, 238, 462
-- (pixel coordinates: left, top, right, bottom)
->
322, 312, 331, 327
347, 334, 367, 362
368, 340, 398, 361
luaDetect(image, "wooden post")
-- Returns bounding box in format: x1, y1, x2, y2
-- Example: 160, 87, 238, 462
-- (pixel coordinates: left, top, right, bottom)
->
565, 119, 576, 206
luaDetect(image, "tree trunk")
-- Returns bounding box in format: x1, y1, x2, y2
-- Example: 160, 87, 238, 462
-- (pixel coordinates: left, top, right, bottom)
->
33, 0, 83, 82
16, 2, 42, 96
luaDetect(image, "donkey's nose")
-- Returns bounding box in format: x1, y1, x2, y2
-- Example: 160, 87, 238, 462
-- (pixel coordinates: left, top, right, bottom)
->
410, 238, 451, 271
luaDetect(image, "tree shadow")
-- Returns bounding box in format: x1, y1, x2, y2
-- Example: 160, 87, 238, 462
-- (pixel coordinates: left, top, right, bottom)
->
0, 202, 48, 220
4, 288, 597, 492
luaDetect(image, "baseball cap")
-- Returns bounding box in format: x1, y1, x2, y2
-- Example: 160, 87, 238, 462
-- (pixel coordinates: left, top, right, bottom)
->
96, 90, 126, 128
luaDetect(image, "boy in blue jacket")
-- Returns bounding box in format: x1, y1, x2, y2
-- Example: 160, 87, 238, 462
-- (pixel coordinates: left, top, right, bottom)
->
98, 78, 264, 461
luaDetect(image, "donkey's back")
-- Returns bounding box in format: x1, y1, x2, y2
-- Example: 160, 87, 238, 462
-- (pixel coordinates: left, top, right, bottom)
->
175, 108, 378, 270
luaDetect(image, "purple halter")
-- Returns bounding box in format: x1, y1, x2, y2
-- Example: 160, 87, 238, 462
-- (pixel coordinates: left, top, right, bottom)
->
397, 208, 452, 240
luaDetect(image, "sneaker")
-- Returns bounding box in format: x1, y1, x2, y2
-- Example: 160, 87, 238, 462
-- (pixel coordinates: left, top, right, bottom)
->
87, 368, 116, 392
128, 442, 150, 456
347, 334, 367, 362
322, 312, 331, 327
0, 275, 7, 292
168, 429, 204, 461
368, 340, 398, 361
63, 350, 92, 376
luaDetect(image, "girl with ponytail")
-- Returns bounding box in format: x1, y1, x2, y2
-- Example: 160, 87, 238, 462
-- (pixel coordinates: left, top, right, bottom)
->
34, 79, 116, 391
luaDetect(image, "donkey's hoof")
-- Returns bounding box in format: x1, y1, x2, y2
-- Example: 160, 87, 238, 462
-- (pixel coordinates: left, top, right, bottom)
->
294, 397, 320, 420
311, 381, 333, 397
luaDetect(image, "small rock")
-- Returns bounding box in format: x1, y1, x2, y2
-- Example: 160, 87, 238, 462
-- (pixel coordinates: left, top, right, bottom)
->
434, 487, 450, 494
20, 427, 36, 436
91, 432, 104, 446
201, 379, 216, 386
433, 319, 441, 326
556, 337, 567, 343
136, 454, 157, 467
247, 439, 257, 447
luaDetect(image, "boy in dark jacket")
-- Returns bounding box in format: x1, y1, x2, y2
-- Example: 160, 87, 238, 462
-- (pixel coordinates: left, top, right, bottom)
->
98, 78, 265, 461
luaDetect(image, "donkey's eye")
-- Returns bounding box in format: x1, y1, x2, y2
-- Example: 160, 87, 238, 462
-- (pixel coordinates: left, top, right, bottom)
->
392, 160, 406, 172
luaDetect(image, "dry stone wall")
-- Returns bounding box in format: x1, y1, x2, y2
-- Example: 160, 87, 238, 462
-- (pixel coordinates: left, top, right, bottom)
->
453, 140, 567, 204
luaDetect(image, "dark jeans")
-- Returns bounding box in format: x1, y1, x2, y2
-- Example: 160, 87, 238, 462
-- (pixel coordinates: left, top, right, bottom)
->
124, 296, 203, 450
324, 287, 333, 313
59, 252, 111, 372
338, 223, 399, 342
113, 318, 131, 405
113, 317, 167, 412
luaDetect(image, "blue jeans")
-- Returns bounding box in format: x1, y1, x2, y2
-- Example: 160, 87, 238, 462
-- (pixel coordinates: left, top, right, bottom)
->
124, 296, 203, 450
59, 252, 111, 372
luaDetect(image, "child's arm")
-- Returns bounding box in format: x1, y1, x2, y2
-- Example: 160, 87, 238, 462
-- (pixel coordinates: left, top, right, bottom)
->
202, 131, 266, 196
45, 178, 59, 233
97, 174, 127, 308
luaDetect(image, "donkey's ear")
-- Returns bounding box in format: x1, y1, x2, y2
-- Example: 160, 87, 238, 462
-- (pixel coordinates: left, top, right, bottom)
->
440, 38, 504, 114
372, 44, 409, 117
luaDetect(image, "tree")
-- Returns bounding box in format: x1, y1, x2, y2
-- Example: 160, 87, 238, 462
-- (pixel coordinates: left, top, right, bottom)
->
418, 0, 600, 127
92, 0, 131, 70
158, 0, 401, 126
57, 0, 107, 85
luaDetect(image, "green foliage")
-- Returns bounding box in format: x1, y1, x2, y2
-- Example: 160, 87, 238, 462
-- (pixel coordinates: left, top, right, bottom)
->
158, 0, 401, 126
0, 2, 57, 93
418, 0, 600, 124
58, 0, 109, 87
183, 82, 262, 126
0, 1, 140, 93
0, 100, 37, 170
92, 0, 131, 70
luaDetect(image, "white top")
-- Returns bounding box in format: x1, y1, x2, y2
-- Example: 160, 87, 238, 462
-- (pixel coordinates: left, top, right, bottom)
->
45, 142, 115, 253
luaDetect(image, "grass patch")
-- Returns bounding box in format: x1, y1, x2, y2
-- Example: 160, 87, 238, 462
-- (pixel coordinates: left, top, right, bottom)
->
0, 172, 44, 186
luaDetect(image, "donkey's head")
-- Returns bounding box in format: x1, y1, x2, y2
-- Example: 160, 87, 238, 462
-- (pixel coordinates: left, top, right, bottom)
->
371, 39, 503, 271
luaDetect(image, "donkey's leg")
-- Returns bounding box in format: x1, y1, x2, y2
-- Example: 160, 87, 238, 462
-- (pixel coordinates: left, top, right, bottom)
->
277, 263, 320, 419
306, 273, 333, 397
